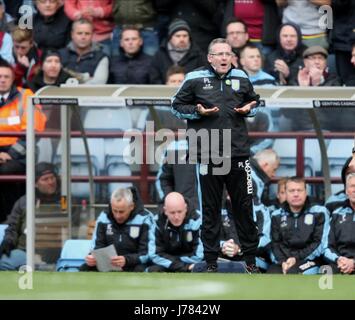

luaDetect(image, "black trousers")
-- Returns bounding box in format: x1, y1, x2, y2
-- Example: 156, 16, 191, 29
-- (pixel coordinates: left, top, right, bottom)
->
197, 158, 258, 266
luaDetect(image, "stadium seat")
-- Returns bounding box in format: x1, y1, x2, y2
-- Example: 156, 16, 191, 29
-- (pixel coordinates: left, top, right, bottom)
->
54, 138, 103, 198
304, 138, 331, 174
273, 139, 314, 177
103, 137, 133, 195
106, 162, 133, 196
84, 107, 133, 132
0, 224, 8, 244
56, 239, 92, 272
327, 139, 353, 167
135, 108, 150, 131
36, 138, 54, 163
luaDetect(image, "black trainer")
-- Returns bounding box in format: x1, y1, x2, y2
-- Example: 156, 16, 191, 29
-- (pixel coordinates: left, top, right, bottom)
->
206, 263, 218, 273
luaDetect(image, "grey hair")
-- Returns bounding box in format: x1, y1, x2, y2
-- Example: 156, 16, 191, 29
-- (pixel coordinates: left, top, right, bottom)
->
111, 187, 134, 205
346, 172, 355, 187
207, 38, 231, 54
253, 148, 280, 165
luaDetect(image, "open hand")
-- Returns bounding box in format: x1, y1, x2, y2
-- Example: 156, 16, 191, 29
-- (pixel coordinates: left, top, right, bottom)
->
234, 100, 257, 114
196, 103, 219, 116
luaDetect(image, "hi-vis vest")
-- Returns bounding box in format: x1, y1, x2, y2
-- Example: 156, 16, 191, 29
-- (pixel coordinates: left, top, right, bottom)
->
0, 87, 46, 147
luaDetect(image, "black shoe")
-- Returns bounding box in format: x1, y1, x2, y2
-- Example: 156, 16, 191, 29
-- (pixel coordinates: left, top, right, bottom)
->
206, 263, 218, 273
246, 264, 261, 274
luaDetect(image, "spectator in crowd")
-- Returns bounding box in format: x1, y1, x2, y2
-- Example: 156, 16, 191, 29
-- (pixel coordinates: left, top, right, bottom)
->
149, 19, 205, 84
11, 27, 42, 87
26, 50, 71, 131
239, 44, 277, 86
268, 177, 288, 212
282, 45, 347, 132
3, 0, 23, 22
251, 148, 280, 206
264, 23, 306, 85
268, 177, 329, 274
59, 19, 109, 84
276, 0, 330, 49
111, 0, 159, 57
109, 25, 152, 84
0, 162, 60, 270
329, 0, 355, 85
0, 2, 13, 65
325, 155, 354, 215
64, 0, 114, 56
239, 44, 276, 154
33, 0, 72, 52
26, 50, 71, 92
323, 172, 355, 274
225, 18, 249, 68
147, 192, 203, 272
222, 0, 280, 55
165, 65, 185, 86
293, 46, 341, 87
0, 59, 46, 222
81, 187, 153, 272
154, 0, 220, 54
172, 38, 260, 273
0, 0, 15, 33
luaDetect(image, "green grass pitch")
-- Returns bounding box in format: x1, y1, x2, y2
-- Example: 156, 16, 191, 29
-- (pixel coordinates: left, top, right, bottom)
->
0, 272, 354, 300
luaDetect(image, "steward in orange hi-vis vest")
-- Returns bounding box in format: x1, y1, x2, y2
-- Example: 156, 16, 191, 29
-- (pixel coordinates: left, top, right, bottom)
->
0, 59, 46, 222
0, 86, 46, 149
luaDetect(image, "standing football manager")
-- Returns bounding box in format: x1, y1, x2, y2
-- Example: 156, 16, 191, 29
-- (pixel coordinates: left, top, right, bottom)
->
172, 38, 260, 272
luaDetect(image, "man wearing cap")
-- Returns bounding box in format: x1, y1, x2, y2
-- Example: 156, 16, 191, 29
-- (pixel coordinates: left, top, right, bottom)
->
293, 45, 341, 87
26, 50, 71, 93
149, 19, 205, 84
281, 45, 349, 132
0, 162, 60, 270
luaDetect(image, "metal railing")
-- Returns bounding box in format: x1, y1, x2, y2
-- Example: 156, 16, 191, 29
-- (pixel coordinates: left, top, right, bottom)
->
0, 130, 353, 203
